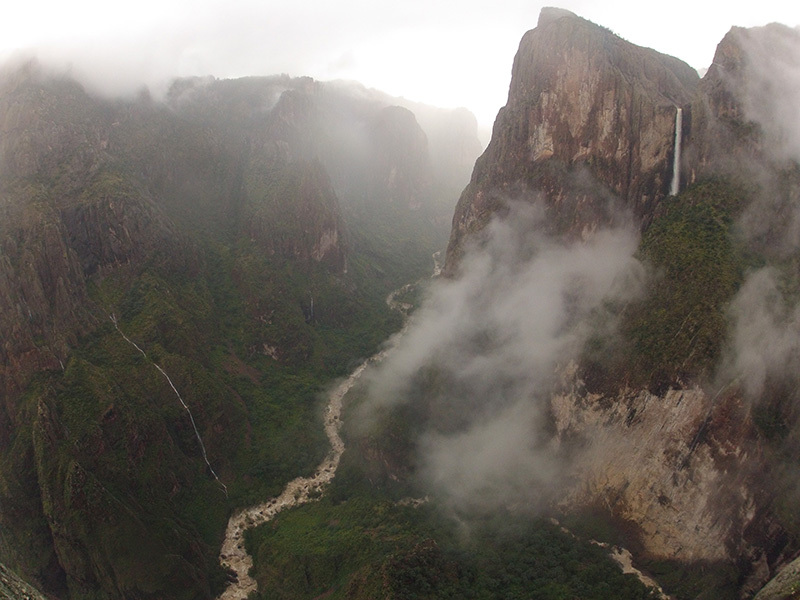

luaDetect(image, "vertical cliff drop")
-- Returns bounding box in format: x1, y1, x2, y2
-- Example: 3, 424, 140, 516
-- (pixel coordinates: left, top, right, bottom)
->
430, 8, 800, 597
670, 107, 683, 196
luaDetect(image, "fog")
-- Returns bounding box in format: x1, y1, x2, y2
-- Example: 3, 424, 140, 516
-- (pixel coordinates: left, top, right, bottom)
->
722, 24, 800, 402
724, 269, 800, 400
357, 18, 800, 514
739, 24, 800, 164
364, 202, 645, 512
4, 1, 799, 130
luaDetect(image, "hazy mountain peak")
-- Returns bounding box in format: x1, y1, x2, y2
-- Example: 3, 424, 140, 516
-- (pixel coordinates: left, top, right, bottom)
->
537, 6, 578, 27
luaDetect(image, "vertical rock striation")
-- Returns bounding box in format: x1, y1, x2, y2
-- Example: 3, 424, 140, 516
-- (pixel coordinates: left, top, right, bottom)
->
445, 8, 698, 273
439, 8, 800, 595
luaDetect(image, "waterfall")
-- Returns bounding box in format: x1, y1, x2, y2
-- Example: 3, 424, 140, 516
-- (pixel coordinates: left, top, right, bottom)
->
109, 314, 228, 497
669, 107, 683, 196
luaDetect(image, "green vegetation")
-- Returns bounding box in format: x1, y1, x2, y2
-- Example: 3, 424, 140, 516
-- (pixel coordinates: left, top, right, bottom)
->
560, 508, 743, 600
638, 558, 739, 600
1, 148, 438, 597
247, 480, 658, 599
8, 224, 415, 599
631, 178, 750, 389
243, 370, 658, 600
584, 178, 751, 393
3, 68, 672, 600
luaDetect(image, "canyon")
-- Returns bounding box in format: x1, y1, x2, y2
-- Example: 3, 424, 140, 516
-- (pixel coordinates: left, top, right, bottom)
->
2, 6, 800, 599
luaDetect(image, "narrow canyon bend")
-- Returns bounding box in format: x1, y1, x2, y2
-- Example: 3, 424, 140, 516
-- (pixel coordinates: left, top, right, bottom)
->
217, 357, 366, 599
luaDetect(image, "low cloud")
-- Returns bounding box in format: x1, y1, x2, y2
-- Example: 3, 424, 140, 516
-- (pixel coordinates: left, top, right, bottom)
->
364, 202, 645, 512
721, 25, 800, 402
722, 268, 800, 400
739, 24, 800, 164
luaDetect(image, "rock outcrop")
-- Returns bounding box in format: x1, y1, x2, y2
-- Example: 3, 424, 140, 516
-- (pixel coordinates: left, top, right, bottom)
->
440, 8, 800, 596
367, 106, 432, 211
754, 554, 800, 600
687, 23, 800, 177
445, 8, 699, 273
552, 365, 792, 594
686, 22, 800, 263
0, 561, 47, 600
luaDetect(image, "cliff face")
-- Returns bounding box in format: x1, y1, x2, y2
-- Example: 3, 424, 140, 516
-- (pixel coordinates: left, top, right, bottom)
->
445, 8, 698, 273
242, 88, 348, 271
440, 8, 800, 596
0, 63, 480, 599
552, 366, 790, 596
367, 106, 432, 211
0, 66, 105, 182
0, 68, 225, 597
0, 69, 180, 420
0, 561, 48, 600
688, 23, 800, 176
0, 203, 91, 407
686, 23, 800, 264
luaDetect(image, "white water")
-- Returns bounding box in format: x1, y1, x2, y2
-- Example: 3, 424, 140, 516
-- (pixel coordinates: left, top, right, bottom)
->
217, 259, 439, 599
669, 107, 683, 196
110, 314, 227, 496
216, 353, 383, 599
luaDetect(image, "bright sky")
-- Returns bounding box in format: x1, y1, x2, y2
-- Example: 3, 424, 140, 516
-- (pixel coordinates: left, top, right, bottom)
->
3, 0, 799, 130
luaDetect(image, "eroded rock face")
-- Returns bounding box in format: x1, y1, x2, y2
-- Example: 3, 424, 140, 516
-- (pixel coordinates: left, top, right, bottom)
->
552, 367, 783, 564
367, 106, 432, 211
0, 210, 91, 407
244, 159, 348, 272
445, 9, 698, 273
688, 23, 800, 177
439, 9, 800, 594
0, 560, 48, 600
0, 63, 108, 183
755, 555, 800, 600
551, 373, 800, 595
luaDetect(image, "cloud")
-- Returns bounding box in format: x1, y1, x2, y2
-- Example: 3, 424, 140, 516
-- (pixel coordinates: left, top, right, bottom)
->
364, 201, 645, 512
723, 268, 800, 400
739, 24, 800, 164
719, 25, 800, 402
419, 399, 558, 513
717, 25, 800, 257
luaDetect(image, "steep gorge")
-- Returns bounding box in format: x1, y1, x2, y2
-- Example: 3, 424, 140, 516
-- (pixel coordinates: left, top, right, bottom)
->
5, 7, 800, 599
0, 63, 480, 599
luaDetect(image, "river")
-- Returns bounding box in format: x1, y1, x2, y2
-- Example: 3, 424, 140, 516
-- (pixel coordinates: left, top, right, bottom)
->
216, 267, 430, 598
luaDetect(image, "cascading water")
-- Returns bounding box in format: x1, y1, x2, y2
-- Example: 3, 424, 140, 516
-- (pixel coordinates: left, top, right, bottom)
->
669, 107, 683, 196
109, 313, 228, 496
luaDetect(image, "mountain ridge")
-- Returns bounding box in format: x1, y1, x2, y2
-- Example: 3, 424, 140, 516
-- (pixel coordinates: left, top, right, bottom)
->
439, 8, 800, 597
0, 63, 480, 598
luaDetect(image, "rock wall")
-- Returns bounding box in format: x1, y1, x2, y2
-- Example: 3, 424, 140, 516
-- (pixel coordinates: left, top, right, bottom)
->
551, 369, 800, 595
552, 364, 785, 563
445, 8, 698, 273
439, 9, 800, 595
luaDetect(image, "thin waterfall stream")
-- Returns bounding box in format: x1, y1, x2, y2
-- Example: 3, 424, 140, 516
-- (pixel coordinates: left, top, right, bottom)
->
669, 107, 683, 196
110, 314, 228, 496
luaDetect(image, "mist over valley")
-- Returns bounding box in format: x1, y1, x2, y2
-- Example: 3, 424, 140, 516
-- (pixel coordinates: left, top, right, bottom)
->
2, 5, 800, 600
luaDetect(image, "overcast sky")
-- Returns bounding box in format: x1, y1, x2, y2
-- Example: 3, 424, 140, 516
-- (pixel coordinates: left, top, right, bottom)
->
3, 0, 799, 128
